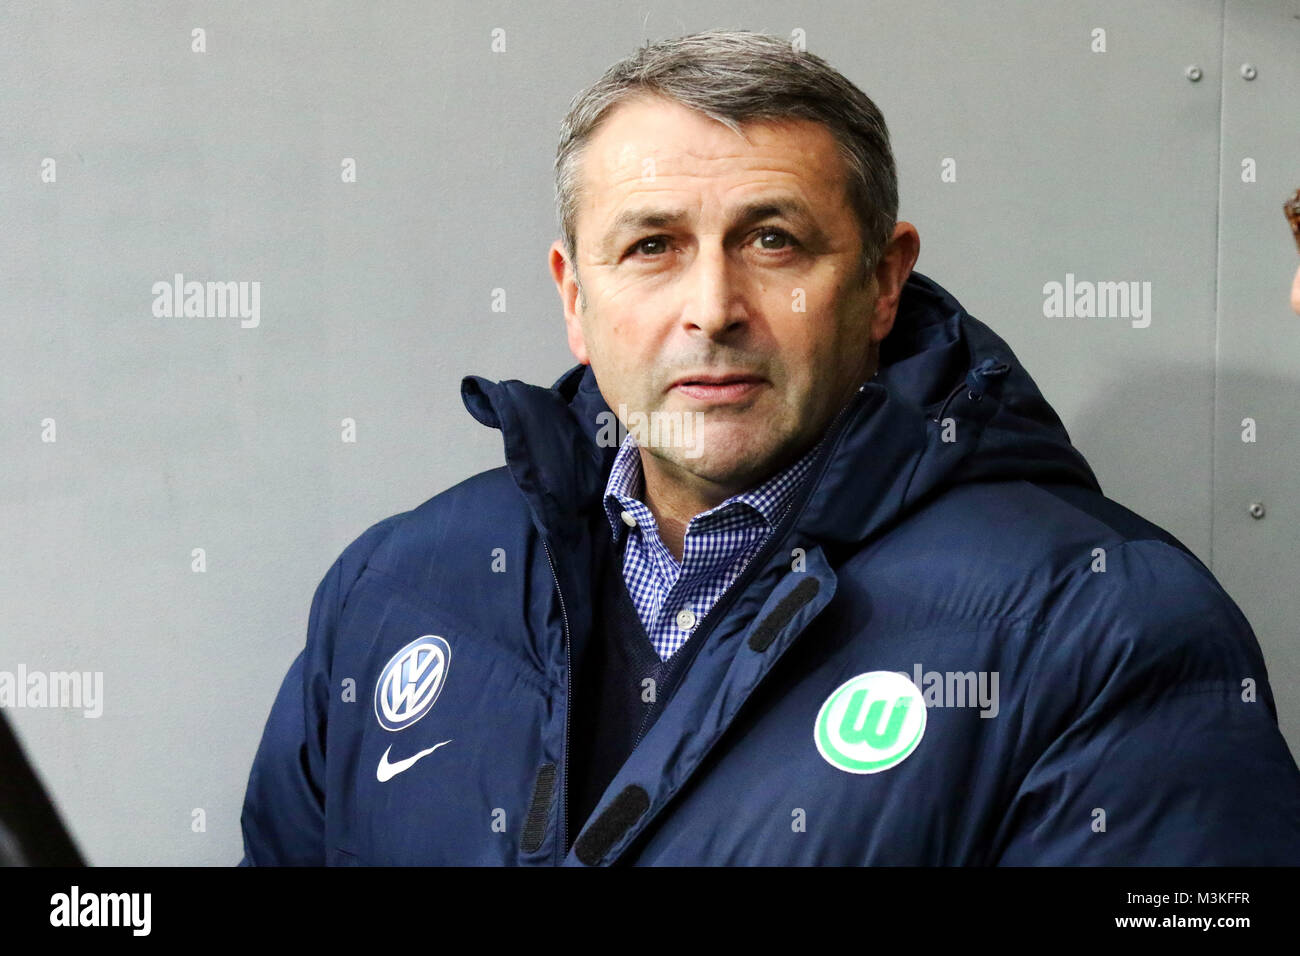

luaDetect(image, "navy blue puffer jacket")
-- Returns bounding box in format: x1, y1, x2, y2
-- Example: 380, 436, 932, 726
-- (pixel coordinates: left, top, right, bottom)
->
239, 271, 1300, 865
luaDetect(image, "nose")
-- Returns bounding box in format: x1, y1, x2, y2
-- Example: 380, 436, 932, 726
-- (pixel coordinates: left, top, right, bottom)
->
679, 242, 748, 338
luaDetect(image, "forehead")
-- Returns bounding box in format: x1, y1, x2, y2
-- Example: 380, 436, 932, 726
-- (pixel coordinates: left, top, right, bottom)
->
577, 95, 849, 223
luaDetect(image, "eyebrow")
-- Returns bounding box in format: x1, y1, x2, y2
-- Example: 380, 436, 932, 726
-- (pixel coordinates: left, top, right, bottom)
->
598, 197, 822, 254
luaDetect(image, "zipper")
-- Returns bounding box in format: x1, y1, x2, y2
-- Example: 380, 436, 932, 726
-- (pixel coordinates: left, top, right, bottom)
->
539, 534, 573, 862
544, 380, 872, 858
627, 381, 872, 749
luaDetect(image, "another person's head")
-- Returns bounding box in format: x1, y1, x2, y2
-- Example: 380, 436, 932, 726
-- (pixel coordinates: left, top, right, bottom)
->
549, 31, 919, 496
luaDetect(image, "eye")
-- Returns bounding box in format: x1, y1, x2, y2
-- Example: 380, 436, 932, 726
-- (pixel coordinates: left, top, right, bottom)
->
626, 235, 671, 258
752, 227, 799, 252
623, 228, 800, 260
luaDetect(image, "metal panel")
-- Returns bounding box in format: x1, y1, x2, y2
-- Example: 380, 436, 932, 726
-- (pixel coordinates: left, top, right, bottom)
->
1214, 0, 1300, 762
2, 0, 1298, 864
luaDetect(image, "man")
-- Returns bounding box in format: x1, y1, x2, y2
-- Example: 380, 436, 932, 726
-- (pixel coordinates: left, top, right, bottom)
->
239, 31, 1300, 865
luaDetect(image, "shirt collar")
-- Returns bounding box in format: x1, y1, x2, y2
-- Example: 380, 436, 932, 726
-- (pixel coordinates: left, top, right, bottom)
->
601, 431, 820, 544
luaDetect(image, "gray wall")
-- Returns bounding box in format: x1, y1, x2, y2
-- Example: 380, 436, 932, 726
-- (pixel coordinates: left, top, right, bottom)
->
2, 0, 1298, 865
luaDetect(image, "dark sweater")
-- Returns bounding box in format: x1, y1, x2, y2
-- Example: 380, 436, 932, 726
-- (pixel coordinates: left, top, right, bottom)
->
565, 525, 708, 850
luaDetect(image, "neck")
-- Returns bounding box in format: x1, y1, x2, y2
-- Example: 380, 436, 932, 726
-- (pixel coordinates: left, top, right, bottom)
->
638, 441, 809, 563
637, 454, 741, 563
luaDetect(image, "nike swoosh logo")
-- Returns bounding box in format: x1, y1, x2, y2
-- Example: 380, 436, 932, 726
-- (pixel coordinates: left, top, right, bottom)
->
376, 739, 453, 782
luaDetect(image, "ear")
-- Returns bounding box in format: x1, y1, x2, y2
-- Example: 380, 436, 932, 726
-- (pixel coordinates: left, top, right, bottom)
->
868, 222, 921, 344
550, 239, 590, 365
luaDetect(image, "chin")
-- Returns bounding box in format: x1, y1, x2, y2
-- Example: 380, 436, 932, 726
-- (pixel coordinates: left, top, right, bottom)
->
683, 420, 748, 463
675, 441, 779, 489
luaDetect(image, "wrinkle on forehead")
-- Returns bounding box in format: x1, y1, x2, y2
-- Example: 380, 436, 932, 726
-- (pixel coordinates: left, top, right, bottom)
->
576, 98, 851, 258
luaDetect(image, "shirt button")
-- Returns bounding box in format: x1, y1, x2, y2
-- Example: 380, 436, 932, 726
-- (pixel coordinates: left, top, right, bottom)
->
675, 608, 696, 630
620, 510, 637, 528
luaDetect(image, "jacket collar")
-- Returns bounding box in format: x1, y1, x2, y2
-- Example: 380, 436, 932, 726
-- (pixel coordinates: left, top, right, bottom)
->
460, 270, 1101, 548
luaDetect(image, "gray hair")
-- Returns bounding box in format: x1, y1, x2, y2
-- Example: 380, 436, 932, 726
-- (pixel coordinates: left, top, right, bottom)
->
553, 29, 898, 305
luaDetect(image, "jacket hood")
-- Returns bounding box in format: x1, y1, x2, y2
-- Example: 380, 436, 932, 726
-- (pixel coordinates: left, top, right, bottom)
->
461, 270, 1101, 547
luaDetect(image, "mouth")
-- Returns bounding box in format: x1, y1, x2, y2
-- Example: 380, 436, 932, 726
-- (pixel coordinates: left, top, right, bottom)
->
669, 372, 767, 404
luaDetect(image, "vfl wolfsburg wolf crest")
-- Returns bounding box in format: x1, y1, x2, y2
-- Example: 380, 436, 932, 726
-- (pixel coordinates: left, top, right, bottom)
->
815, 671, 926, 773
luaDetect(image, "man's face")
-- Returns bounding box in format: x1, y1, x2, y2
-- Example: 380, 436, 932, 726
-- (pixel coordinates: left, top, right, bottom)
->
551, 94, 904, 492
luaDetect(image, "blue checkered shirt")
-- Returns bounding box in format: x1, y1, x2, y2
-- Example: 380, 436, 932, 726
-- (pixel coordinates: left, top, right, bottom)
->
602, 434, 819, 661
